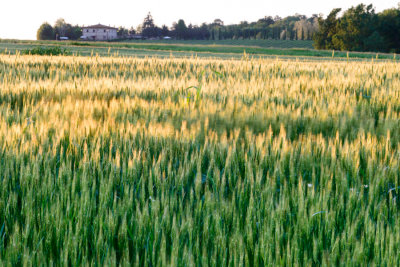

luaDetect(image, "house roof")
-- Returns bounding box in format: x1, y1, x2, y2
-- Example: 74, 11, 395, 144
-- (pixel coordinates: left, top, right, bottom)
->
82, 24, 117, 30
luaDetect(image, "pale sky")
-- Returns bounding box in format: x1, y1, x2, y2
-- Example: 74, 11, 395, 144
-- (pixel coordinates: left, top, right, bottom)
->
0, 0, 398, 40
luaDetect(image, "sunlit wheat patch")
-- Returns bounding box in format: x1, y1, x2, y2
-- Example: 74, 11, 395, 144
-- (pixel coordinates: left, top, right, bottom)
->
0, 54, 400, 265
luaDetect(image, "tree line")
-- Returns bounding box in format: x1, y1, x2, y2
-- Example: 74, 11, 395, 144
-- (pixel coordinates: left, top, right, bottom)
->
37, 13, 319, 41
119, 12, 319, 41
37, 4, 400, 53
314, 4, 400, 52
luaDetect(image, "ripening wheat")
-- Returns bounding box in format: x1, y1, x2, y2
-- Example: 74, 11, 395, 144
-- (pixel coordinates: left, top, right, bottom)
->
1, 54, 400, 266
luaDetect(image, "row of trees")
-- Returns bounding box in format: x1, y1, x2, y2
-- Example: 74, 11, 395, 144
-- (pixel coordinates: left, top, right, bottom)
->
314, 4, 400, 52
37, 4, 400, 53
114, 12, 319, 40
114, 13, 211, 40
37, 13, 319, 42
37, 19, 82, 40
108, 13, 318, 40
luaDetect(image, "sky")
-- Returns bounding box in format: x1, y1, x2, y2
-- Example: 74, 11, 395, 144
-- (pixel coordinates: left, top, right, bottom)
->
0, 0, 398, 40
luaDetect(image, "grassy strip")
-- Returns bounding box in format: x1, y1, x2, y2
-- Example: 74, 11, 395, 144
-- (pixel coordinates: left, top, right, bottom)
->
0, 39, 398, 60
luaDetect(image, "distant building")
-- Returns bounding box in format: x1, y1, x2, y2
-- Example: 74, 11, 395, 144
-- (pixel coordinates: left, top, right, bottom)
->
81, 24, 118, 41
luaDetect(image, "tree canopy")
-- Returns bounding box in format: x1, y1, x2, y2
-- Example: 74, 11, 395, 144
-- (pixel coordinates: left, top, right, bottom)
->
141, 12, 160, 38
37, 23, 55, 40
37, 19, 81, 40
314, 4, 400, 52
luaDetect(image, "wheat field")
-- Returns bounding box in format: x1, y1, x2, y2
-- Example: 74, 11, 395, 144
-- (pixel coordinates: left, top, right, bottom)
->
1, 54, 400, 266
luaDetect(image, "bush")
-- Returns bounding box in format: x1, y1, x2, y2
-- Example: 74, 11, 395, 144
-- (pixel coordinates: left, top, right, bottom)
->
22, 46, 71, 56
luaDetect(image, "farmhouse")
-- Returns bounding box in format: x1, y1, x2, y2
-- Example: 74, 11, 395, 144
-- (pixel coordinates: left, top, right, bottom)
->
81, 24, 118, 41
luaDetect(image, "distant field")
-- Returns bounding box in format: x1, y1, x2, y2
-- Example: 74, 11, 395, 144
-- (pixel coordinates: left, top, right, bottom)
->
0, 38, 315, 49
0, 39, 398, 61
124, 39, 315, 49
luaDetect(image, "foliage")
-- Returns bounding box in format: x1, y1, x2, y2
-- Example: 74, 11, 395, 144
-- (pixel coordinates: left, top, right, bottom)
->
21, 46, 71, 56
36, 14, 320, 42
121, 14, 319, 41
314, 4, 400, 53
161, 25, 169, 37
38, 19, 82, 41
172, 19, 188, 40
377, 8, 400, 52
332, 4, 377, 51
140, 12, 160, 38
204, 15, 319, 41
53, 18, 82, 40
313, 8, 341, 50
1, 54, 400, 265
117, 27, 129, 38
142, 12, 155, 29
363, 31, 386, 52
36, 23, 55, 40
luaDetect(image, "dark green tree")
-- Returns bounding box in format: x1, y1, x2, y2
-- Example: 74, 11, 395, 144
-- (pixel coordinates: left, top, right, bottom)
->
200, 23, 210, 40
213, 19, 224, 26
161, 25, 169, 37
313, 4, 400, 52
173, 19, 187, 40
52, 19, 82, 40
363, 31, 386, 52
37, 23, 55, 40
332, 4, 377, 51
142, 12, 155, 29
117, 27, 128, 38
141, 12, 158, 38
63, 24, 82, 40
128, 27, 136, 35
377, 8, 400, 52
313, 8, 341, 49
257, 16, 274, 26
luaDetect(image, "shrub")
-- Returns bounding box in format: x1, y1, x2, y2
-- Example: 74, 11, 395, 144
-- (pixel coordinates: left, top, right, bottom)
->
22, 46, 71, 56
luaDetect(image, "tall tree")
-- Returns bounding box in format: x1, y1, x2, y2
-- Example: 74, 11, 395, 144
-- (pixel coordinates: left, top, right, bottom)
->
161, 25, 169, 37
313, 8, 341, 49
128, 27, 136, 35
54, 18, 68, 37
142, 12, 155, 29
173, 19, 187, 40
377, 8, 400, 52
313, 4, 400, 52
37, 23, 55, 40
52, 19, 82, 40
332, 4, 377, 51
141, 12, 158, 38
213, 19, 224, 26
